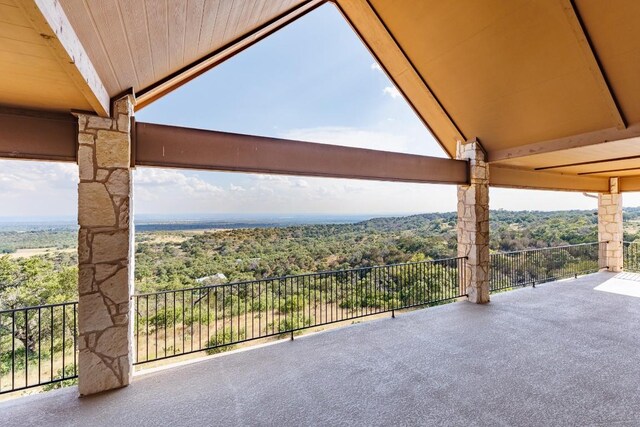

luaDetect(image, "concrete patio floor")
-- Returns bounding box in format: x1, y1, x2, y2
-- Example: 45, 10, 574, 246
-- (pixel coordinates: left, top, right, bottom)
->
2, 271, 640, 426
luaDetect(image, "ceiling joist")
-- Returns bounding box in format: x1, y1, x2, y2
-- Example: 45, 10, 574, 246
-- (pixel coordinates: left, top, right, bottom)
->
487, 123, 640, 163
535, 154, 640, 171
490, 166, 609, 193
578, 167, 640, 176
619, 176, 640, 192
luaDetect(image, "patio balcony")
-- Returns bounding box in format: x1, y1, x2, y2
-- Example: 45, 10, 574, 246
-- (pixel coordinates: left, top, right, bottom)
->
2, 270, 639, 426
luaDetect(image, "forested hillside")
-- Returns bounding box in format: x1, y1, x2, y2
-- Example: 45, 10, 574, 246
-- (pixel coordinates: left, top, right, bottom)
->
2, 208, 640, 302
135, 208, 640, 292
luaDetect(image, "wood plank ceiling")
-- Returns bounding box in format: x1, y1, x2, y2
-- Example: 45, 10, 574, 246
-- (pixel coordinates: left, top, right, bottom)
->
0, 0, 94, 111
58, 0, 308, 99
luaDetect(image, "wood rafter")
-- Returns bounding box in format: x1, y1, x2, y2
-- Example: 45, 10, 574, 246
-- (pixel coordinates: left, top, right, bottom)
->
489, 166, 609, 193
487, 123, 640, 163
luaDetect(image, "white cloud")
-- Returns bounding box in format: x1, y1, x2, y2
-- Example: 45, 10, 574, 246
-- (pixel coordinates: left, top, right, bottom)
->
134, 169, 222, 199
0, 160, 78, 217
383, 86, 402, 99
230, 184, 246, 192
370, 62, 382, 72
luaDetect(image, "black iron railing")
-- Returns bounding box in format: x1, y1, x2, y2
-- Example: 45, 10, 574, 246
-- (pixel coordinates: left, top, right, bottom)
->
623, 241, 640, 272
133, 257, 467, 364
490, 242, 602, 292
1, 242, 615, 392
0, 302, 78, 395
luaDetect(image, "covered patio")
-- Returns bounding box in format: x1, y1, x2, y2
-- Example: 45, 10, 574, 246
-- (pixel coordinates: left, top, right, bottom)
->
2, 0, 640, 417
3, 272, 640, 426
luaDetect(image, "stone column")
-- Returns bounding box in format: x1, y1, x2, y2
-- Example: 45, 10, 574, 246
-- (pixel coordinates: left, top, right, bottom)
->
76, 95, 134, 396
457, 139, 490, 304
598, 177, 623, 272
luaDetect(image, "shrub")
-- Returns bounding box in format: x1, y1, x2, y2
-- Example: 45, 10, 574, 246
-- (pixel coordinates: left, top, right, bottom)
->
206, 327, 246, 355
268, 314, 313, 337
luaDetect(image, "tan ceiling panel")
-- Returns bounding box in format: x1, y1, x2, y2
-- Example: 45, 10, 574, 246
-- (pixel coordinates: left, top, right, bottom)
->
369, 0, 622, 151
0, 1, 92, 112
549, 159, 640, 177
59, 0, 307, 97
575, 0, 640, 125
495, 137, 640, 177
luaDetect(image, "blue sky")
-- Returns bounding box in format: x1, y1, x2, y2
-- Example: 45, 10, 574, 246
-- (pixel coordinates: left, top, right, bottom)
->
0, 3, 637, 218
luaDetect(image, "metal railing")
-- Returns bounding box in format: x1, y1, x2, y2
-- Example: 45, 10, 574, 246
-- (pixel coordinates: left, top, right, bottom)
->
490, 242, 602, 292
623, 241, 640, 272
0, 302, 77, 395
133, 257, 467, 364
1, 241, 615, 392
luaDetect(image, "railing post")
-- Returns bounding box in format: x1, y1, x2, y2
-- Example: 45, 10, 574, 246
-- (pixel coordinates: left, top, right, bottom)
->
598, 177, 623, 272
75, 95, 135, 396
456, 139, 490, 303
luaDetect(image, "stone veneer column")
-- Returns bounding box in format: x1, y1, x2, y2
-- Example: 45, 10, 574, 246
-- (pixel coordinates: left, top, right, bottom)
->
456, 139, 490, 304
598, 177, 623, 272
76, 95, 134, 396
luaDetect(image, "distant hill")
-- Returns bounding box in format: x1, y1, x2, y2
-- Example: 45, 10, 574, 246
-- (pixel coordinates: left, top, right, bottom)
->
3, 208, 640, 255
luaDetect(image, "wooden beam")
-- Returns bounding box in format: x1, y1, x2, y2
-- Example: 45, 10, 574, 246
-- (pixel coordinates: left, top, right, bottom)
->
619, 176, 640, 192
536, 154, 640, 171
333, 0, 463, 158
560, 0, 626, 129
489, 166, 609, 193
136, 0, 325, 110
0, 107, 77, 162
488, 123, 640, 163
578, 166, 640, 176
16, 0, 110, 116
134, 122, 469, 184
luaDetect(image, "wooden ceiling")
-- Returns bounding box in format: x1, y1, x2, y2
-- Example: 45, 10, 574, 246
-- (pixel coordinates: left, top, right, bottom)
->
2, 0, 640, 190
336, 0, 640, 186
58, 0, 318, 107
0, 0, 94, 111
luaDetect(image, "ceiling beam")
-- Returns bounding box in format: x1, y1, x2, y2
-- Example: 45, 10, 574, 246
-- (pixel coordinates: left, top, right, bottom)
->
535, 154, 640, 171
0, 107, 77, 162
16, 0, 110, 117
134, 122, 469, 185
489, 166, 609, 193
560, 0, 626, 129
136, 0, 325, 110
333, 0, 464, 158
487, 123, 640, 163
578, 167, 640, 176
619, 176, 640, 192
